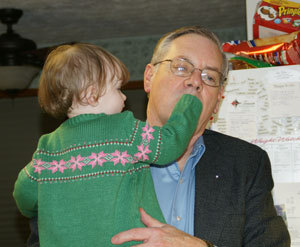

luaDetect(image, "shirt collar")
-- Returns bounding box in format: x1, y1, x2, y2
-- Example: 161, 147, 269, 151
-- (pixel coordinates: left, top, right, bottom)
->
188, 136, 205, 169
191, 135, 205, 155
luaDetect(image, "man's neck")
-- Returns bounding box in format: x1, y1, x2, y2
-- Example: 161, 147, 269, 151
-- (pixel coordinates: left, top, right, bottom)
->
176, 134, 201, 172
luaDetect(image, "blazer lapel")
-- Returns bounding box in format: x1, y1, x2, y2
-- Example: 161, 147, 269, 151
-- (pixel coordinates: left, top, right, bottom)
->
194, 130, 235, 242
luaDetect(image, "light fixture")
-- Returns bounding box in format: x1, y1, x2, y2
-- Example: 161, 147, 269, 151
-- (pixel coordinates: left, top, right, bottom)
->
0, 8, 41, 93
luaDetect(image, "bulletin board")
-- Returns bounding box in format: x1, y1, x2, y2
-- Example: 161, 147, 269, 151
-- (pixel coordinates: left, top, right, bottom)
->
210, 65, 300, 246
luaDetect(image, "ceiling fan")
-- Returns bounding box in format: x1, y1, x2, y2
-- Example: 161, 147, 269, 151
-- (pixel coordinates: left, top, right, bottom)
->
0, 8, 74, 91
0, 8, 68, 68
0, 8, 47, 67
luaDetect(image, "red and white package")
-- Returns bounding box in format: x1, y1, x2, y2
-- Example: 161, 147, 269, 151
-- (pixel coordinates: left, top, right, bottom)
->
253, 0, 300, 39
222, 31, 300, 65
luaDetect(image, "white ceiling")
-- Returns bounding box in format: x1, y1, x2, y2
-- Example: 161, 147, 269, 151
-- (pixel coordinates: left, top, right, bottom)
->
0, 0, 246, 48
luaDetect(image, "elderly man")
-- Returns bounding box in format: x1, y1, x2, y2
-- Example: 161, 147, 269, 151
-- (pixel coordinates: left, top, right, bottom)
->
112, 26, 290, 247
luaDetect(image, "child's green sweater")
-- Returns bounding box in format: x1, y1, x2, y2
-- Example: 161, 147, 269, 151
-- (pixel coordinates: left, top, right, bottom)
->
13, 94, 202, 247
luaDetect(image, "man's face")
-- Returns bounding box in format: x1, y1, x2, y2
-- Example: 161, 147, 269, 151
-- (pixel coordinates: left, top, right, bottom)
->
144, 33, 224, 136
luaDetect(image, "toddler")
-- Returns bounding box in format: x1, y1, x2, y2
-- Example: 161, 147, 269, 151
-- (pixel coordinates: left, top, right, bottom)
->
13, 43, 202, 246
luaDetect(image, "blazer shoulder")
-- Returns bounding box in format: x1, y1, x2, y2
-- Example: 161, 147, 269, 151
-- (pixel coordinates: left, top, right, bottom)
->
203, 129, 265, 154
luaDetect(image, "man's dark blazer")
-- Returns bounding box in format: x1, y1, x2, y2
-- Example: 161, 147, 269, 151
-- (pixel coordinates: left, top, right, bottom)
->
195, 129, 290, 247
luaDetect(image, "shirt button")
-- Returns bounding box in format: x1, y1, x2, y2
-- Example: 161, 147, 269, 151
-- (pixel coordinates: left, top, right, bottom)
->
176, 216, 181, 221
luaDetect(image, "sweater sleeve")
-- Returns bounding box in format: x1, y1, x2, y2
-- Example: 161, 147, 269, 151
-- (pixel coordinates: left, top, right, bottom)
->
13, 163, 38, 219
133, 94, 202, 165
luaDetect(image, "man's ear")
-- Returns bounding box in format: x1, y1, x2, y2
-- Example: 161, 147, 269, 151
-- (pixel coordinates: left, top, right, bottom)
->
213, 85, 225, 114
144, 64, 154, 93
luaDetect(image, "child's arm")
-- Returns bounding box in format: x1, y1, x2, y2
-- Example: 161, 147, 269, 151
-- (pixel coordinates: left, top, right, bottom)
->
13, 163, 38, 218
134, 94, 202, 165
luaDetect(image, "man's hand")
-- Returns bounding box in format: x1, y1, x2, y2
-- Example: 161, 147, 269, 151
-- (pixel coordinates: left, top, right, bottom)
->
111, 208, 207, 247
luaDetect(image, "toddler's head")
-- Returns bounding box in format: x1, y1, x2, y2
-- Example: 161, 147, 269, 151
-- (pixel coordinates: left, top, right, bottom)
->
38, 43, 129, 118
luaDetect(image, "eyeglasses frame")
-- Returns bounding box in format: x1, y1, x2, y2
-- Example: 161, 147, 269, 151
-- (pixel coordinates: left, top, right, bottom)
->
153, 58, 224, 88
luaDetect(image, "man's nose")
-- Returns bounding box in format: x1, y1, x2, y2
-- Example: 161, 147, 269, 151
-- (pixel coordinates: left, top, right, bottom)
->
183, 70, 202, 92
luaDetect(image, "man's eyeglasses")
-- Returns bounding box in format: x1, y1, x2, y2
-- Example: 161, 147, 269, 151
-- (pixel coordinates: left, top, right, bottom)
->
153, 57, 223, 87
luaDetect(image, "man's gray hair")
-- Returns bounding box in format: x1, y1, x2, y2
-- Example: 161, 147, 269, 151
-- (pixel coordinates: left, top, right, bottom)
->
151, 26, 228, 85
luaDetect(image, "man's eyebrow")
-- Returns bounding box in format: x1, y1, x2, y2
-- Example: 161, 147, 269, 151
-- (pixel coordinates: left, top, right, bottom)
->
205, 65, 222, 74
176, 56, 191, 62
179, 56, 222, 74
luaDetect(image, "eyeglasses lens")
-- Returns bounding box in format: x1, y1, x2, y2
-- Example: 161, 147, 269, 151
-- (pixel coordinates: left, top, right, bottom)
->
170, 59, 220, 87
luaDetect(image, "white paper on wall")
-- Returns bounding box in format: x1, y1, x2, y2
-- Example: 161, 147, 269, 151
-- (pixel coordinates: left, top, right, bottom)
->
273, 183, 300, 246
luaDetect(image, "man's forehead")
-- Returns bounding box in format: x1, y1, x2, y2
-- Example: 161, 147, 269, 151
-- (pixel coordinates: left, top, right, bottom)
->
167, 34, 220, 55
166, 35, 222, 69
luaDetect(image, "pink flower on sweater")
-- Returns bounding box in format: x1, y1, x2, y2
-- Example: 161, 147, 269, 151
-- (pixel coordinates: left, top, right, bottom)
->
141, 124, 155, 142
111, 150, 130, 166
88, 152, 107, 168
134, 144, 151, 161
48, 160, 67, 173
32, 159, 45, 174
69, 155, 86, 171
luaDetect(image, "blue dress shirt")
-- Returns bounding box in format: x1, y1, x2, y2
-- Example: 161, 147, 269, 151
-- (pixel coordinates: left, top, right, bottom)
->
150, 136, 205, 236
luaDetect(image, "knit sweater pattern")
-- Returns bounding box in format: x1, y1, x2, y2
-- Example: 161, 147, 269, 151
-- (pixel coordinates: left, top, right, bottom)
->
13, 94, 202, 247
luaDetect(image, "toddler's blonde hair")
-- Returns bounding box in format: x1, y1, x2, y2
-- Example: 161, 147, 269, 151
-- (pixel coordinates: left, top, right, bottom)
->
38, 43, 129, 118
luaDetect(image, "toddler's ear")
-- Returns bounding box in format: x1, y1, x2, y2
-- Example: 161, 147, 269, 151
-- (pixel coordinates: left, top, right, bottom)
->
84, 86, 98, 106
